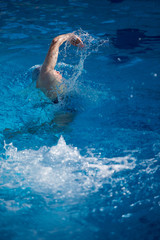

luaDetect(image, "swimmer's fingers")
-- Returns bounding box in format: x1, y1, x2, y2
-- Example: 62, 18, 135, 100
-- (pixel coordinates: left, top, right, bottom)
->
69, 35, 84, 47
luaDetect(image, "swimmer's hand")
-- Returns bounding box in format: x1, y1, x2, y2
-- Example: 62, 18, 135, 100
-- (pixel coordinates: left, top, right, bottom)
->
69, 34, 84, 48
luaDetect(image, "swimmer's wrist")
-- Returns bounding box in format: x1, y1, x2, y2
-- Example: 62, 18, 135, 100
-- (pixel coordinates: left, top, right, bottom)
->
52, 33, 83, 47
52, 33, 74, 45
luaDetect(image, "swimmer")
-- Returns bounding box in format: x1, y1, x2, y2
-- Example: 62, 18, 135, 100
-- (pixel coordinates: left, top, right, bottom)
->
32, 33, 83, 103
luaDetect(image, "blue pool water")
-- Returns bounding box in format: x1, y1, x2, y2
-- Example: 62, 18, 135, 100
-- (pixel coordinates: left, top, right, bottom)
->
0, 0, 160, 239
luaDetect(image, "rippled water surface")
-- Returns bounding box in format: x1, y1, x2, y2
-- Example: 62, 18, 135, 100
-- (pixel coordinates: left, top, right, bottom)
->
0, 0, 160, 239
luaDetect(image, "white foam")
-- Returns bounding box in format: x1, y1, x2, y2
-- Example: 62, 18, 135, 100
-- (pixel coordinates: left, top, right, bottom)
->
1, 137, 136, 200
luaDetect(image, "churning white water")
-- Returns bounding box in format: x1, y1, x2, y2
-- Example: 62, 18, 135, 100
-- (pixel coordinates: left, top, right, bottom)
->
1, 136, 136, 201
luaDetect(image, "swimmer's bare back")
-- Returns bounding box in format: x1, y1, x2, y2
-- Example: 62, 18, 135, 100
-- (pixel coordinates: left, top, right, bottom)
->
36, 33, 83, 102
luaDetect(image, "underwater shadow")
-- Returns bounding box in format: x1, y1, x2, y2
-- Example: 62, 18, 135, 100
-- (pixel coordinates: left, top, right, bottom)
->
3, 110, 77, 149
111, 28, 160, 50
103, 28, 160, 65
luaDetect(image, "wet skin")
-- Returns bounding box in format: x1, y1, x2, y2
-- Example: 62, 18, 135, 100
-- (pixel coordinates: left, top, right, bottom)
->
36, 33, 83, 101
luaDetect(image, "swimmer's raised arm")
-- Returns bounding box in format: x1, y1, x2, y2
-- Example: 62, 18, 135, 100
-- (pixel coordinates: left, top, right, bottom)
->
41, 33, 83, 72
35, 33, 83, 101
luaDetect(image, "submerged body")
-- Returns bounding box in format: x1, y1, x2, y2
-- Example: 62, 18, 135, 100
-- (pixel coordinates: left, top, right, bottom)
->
32, 33, 83, 102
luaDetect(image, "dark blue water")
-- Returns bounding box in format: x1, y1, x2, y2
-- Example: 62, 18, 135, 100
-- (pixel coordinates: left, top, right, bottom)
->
0, 0, 160, 239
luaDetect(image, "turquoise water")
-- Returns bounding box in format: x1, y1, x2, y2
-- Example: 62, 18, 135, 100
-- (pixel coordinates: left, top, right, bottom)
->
0, 0, 160, 239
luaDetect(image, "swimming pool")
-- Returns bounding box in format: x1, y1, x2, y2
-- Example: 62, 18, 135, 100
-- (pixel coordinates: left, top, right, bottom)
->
0, 0, 160, 239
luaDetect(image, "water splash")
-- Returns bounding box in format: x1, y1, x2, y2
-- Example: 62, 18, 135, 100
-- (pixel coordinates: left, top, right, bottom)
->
58, 29, 109, 90
56, 29, 109, 105
1, 137, 136, 200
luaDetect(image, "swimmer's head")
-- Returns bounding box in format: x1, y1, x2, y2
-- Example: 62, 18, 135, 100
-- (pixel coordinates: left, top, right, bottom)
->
32, 65, 41, 82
